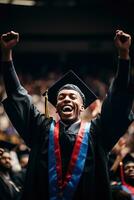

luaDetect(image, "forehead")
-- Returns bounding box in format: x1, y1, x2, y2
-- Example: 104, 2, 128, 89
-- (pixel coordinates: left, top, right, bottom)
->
2, 152, 10, 157
0, 152, 11, 160
124, 162, 134, 168
58, 89, 82, 98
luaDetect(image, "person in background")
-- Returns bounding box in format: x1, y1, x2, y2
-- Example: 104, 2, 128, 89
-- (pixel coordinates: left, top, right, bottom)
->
0, 30, 133, 200
122, 155, 134, 189
0, 141, 21, 200
109, 122, 134, 199
13, 148, 30, 191
18, 150, 29, 169
111, 154, 134, 200
110, 121, 134, 174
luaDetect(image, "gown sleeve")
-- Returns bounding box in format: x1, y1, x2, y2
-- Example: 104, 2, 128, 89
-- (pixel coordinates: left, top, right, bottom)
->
1, 61, 51, 148
96, 59, 134, 152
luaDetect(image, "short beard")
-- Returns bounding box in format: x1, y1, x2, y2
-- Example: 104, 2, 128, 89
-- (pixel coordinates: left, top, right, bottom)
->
0, 165, 11, 174
125, 177, 134, 186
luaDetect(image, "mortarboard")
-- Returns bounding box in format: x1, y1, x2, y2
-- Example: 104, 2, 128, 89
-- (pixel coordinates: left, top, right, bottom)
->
42, 70, 97, 108
123, 154, 134, 166
119, 154, 134, 184
0, 140, 16, 151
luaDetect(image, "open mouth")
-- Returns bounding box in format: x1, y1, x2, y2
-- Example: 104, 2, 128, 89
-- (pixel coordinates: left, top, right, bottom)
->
62, 105, 73, 114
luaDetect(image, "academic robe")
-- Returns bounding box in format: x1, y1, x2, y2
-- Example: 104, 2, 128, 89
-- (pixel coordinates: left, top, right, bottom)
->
0, 173, 21, 200
1, 59, 133, 200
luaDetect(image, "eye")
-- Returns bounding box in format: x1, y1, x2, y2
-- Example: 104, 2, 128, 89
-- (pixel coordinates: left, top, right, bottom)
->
70, 94, 77, 100
57, 94, 65, 101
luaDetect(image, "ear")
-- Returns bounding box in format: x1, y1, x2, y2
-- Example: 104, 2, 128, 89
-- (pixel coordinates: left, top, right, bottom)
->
80, 105, 85, 112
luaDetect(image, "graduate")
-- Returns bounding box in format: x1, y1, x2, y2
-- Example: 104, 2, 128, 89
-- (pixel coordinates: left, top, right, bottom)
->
120, 154, 134, 199
0, 30, 133, 200
0, 141, 21, 200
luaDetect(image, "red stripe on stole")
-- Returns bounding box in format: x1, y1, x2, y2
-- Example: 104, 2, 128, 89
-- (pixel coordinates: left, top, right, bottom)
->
54, 121, 86, 189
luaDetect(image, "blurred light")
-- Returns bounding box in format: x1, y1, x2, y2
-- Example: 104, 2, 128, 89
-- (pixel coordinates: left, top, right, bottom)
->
0, 0, 35, 6
0, 0, 9, 3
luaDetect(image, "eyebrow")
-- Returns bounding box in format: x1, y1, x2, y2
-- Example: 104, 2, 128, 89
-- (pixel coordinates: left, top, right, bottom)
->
58, 91, 78, 95
58, 93, 78, 98
125, 164, 134, 168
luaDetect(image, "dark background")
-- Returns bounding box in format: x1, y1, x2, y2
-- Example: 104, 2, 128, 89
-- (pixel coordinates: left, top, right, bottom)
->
0, 0, 134, 80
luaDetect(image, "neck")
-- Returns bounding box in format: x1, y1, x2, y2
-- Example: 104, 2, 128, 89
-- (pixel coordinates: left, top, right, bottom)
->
61, 119, 81, 126
125, 178, 134, 187
0, 166, 11, 176
0, 171, 10, 178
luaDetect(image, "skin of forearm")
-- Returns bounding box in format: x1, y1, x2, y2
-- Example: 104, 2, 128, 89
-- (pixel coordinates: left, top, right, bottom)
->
1, 49, 12, 61
118, 49, 130, 60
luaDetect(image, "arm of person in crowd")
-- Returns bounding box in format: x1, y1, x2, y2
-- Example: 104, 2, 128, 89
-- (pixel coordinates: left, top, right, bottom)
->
0, 31, 50, 147
99, 30, 133, 152
110, 134, 130, 172
110, 121, 134, 173
124, 121, 134, 153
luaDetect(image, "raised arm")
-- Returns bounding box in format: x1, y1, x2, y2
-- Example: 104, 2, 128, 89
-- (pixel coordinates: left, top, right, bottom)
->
114, 30, 131, 89
0, 31, 49, 147
1, 31, 23, 96
99, 30, 133, 151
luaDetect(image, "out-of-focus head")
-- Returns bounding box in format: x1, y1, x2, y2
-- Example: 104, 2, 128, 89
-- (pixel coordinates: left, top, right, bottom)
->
0, 140, 16, 172
123, 154, 134, 185
0, 150, 12, 171
17, 149, 30, 169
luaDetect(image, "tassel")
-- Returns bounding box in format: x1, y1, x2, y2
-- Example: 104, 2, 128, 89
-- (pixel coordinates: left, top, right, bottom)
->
44, 90, 49, 118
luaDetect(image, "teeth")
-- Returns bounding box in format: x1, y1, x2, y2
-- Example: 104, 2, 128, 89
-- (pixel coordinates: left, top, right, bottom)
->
62, 106, 73, 112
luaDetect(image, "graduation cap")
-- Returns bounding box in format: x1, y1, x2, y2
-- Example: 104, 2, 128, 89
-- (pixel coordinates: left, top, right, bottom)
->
0, 140, 16, 151
122, 154, 134, 166
42, 70, 97, 109
119, 154, 134, 184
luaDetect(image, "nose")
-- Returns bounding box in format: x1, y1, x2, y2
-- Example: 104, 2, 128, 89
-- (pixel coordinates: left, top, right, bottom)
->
64, 95, 71, 102
5, 157, 11, 163
6, 160, 10, 164
129, 167, 134, 171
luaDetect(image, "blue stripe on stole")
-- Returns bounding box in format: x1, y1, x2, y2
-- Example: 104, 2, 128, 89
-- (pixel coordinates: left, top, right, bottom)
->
63, 122, 91, 200
49, 120, 59, 200
49, 121, 91, 200
122, 185, 134, 200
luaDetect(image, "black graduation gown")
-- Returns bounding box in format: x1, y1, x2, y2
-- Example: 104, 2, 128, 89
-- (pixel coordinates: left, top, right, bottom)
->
0, 173, 21, 200
12, 168, 26, 190
1, 59, 133, 200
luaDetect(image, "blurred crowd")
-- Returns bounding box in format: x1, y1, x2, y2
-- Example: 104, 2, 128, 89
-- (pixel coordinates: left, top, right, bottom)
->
0, 69, 110, 136
0, 69, 134, 199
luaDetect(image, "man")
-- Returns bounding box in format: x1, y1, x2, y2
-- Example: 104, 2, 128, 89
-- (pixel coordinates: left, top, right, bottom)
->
118, 154, 134, 199
0, 141, 21, 200
0, 30, 133, 200
111, 154, 134, 200
17, 149, 29, 169
109, 120, 134, 175
13, 148, 30, 188
109, 122, 134, 199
